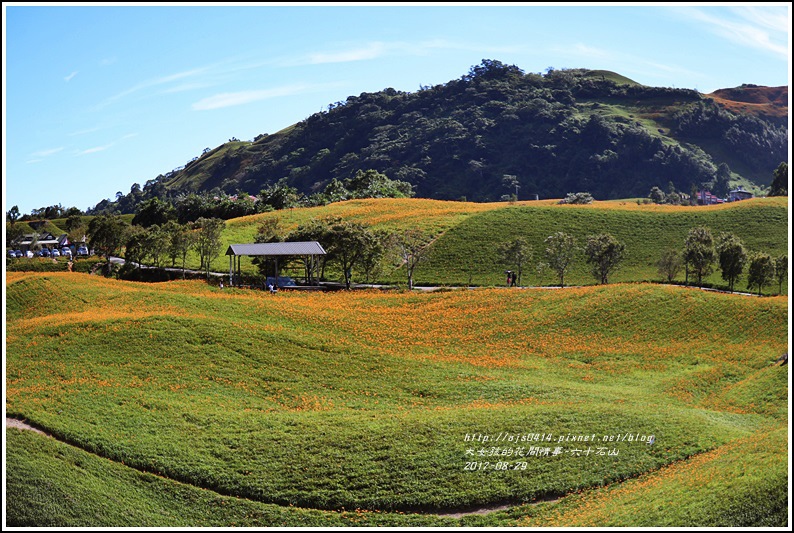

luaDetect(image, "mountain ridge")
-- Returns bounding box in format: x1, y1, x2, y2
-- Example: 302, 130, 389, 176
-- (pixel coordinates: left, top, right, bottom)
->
89, 61, 788, 215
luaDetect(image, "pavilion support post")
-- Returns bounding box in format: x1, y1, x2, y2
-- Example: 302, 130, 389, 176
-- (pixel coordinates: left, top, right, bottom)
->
229, 255, 233, 286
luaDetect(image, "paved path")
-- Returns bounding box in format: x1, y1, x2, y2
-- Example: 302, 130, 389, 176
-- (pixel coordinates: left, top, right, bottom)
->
6, 417, 50, 436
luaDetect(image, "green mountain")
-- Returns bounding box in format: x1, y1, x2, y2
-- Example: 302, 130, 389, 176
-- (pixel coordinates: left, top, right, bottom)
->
94, 61, 788, 213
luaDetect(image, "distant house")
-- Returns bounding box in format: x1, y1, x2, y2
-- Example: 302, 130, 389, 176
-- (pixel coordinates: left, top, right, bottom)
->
728, 186, 753, 202
17, 233, 70, 253
698, 190, 725, 205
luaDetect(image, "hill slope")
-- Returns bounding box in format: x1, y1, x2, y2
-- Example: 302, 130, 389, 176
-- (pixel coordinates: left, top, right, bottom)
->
707, 85, 788, 122
5, 274, 789, 526
93, 62, 787, 215
198, 196, 788, 293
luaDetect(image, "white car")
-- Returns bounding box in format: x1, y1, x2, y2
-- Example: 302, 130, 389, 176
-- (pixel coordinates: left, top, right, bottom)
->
51, 249, 60, 257
25, 250, 34, 258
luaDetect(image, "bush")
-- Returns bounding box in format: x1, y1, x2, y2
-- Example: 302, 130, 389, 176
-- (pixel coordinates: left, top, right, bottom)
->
71, 258, 104, 274
5, 258, 68, 272
559, 192, 594, 204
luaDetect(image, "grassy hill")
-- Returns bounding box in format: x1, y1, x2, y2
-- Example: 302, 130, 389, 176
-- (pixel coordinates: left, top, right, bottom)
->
5, 272, 788, 526
199, 196, 788, 294
707, 85, 788, 123
94, 62, 787, 217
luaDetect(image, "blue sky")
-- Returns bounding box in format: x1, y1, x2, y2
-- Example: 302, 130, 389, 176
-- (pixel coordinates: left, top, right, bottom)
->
3, 2, 791, 216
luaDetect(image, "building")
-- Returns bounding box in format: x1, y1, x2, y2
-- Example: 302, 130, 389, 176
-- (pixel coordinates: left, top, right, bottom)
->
698, 190, 725, 205
727, 186, 754, 202
17, 232, 71, 253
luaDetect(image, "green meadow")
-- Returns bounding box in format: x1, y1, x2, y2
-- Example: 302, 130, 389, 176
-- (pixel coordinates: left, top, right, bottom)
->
5, 269, 789, 526
193, 197, 787, 293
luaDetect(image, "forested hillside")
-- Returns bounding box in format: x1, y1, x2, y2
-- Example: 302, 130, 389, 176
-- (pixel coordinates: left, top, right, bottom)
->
91, 61, 788, 215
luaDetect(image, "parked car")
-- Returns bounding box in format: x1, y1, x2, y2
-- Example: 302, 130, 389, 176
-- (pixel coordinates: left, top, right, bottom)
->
14, 250, 23, 258
40, 248, 51, 257
61, 247, 72, 257
50, 249, 60, 257
76, 246, 90, 257
25, 250, 34, 258
7, 249, 18, 258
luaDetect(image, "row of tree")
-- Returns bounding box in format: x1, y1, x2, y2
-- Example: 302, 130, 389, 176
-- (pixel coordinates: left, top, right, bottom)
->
499, 232, 627, 288
86, 212, 435, 290
657, 226, 787, 295
498, 226, 787, 296
91, 169, 414, 222
251, 216, 432, 290
86, 215, 225, 279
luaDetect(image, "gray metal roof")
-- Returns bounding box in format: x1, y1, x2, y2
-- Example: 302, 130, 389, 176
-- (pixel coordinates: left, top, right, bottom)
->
226, 241, 326, 257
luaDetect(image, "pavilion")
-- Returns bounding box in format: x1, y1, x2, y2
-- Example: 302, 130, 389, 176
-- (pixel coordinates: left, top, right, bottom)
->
224, 241, 326, 288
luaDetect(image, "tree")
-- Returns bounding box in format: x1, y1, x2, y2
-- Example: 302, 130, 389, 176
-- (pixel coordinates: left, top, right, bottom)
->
773, 255, 787, 295
192, 217, 225, 279
322, 178, 351, 203
259, 179, 304, 210
544, 232, 577, 287
497, 237, 532, 286
768, 162, 788, 196
746, 252, 775, 296
502, 174, 520, 201
87, 215, 130, 275
559, 192, 594, 205
163, 220, 195, 278
325, 220, 375, 289
132, 198, 177, 228
124, 225, 168, 269
648, 186, 666, 204
145, 225, 170, 268
713, 163, 731, 198
254, 217, 283, 244
657, 249, 683, 283
65, 214, 83, 232
716, 232, 747, 293
123, 226, 148, 267
287, 217, 335, 280
7, 205, 20, 225
683, 226, 716, 287
6, 222, 25, 247
359, 229, 387, 283
584, 233, 626, 284
345, 169, 414, 199
387, 229, 433, 290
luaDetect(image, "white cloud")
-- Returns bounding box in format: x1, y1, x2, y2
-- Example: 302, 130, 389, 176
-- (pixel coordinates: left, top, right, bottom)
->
162, 82, 216, 94
192, 84, 327, 110
307, 42, 387, 64
64, 71, 78, 82
69, 126, 103, 137
75, 145, 112, 156
677, 6, 789, 58
550, 43, 613, 60
732, 5, 791, 33
285, 39, 521, 67
31, 147, 64, 157
73, 134, 135, 156
97, 66, 211, 109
